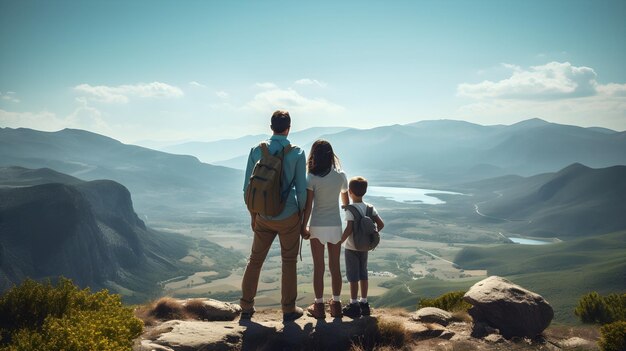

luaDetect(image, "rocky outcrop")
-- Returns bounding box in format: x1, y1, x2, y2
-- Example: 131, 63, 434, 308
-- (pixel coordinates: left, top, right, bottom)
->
411, 307, 453, 326
180, 298, 242, 321
135, 304, 592, 351
463, 276, 554, 338
0, 168, 199, 302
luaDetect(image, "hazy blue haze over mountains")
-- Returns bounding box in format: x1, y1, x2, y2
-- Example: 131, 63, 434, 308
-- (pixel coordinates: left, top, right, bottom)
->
0, 127, 243, 218
316, 118, 626, 185
162, 126, 350, 165
465, 163, 626, 238
2, 119, 624, 219
159, 119, 626, 188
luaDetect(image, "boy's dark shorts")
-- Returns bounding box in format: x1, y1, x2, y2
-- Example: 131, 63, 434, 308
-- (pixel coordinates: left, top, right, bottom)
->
345, 248, 368, 282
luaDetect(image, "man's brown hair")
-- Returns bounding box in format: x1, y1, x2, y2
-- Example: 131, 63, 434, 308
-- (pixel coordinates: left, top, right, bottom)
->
271, 110, 291, 133
349, 176, 368, 197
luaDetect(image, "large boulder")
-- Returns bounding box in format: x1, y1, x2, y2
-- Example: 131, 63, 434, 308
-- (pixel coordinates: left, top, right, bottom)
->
463, 276, 553, 338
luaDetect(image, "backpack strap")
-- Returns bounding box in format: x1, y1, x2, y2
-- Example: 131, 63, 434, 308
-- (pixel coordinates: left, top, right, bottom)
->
261, 142, 293, 159
344, 204, 363, 221
282, 144, 294, 157
366, 205, 374, 218
260, 142, 270, 158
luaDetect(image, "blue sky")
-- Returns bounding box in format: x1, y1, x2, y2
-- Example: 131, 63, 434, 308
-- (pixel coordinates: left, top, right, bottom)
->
1, 0, 625, 143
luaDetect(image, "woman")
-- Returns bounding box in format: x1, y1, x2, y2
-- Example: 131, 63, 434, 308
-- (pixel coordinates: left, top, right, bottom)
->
301, 140, 349, 318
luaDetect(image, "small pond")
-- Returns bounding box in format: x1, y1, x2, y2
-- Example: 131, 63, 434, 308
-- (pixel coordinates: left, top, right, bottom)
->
509, 237, 553, 245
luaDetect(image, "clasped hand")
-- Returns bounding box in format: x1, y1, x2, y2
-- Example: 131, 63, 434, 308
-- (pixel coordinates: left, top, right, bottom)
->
301, 226, 311, 240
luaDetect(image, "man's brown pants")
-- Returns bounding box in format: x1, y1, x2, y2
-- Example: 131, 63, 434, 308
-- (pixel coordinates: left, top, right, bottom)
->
240, 213, 300, 313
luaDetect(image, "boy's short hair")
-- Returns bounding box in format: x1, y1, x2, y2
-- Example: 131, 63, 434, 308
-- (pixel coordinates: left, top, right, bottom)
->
270, 110, 291, 133
349, 176, 368, 197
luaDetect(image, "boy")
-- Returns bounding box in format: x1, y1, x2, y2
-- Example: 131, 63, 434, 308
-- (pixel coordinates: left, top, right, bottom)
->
340, 176, 384, 318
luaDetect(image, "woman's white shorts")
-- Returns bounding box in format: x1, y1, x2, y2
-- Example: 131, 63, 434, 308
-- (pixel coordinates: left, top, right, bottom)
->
308, 226, 342, 245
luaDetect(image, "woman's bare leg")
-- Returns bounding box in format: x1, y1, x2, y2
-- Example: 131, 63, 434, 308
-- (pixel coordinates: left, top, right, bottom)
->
310, 238, 326, 299
327, 242, 342, 297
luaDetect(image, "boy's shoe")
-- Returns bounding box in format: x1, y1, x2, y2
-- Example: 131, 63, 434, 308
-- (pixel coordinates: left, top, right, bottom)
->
307, 302, 326, 319
342, 303, 361, 319
283, 306, 304, 322
240, 307, 255, 320
329, 299, 343, 318
359, 302, 371, 316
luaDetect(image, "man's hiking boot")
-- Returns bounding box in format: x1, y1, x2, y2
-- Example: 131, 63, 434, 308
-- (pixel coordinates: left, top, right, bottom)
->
283, 306, 304, 322
359, 302, 371, 316
329, 299, 343, 318
307, 302, 326, 319
239, 307, 255, 321
342, 303, 361, 319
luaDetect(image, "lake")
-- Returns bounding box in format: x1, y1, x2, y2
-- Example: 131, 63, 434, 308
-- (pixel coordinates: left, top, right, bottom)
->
367, 186, 463, 205
509, 237, 553, 245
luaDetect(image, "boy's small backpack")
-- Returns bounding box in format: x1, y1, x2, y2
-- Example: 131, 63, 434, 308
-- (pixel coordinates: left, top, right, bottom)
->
345, 204, 380, 251
246, 142, 293, 216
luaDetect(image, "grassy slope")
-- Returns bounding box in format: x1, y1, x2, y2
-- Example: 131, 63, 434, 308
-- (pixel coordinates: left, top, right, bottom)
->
373, 277, 479, 311
374, 231, 625, 323
454, 231, 626, 323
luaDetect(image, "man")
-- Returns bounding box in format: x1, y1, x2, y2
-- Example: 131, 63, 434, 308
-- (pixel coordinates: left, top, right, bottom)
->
240, 110, 307, 322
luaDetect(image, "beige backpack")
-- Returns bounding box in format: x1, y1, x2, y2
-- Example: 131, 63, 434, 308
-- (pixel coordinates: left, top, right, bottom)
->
245, 143, 293, 216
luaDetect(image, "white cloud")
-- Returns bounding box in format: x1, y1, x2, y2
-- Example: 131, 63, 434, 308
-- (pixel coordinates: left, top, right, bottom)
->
456, 62, 626, 131
0, 109, 61, 130
458, 62, 598, 100
256, 82, 278, 89
294, 78, 327, 87
597, 83, 626, 97
189, 81, 207, 88
457, 94, 626, 131
74, 82, 184, 103
66, 98, 111, 133
246, 87, 344, 114
215, 91, 229, 99
0, 91, 20, 103
500, 63, 522, 72
0, 99, 111, 134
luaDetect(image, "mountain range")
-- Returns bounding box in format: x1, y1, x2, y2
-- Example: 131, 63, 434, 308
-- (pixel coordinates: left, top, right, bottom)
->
162, 126, 349, 165
160, 118, 626, 187
2, 119, 624, 221
314, 118, 626, 185
0, 127, 243, 219
464, 163, 626, 238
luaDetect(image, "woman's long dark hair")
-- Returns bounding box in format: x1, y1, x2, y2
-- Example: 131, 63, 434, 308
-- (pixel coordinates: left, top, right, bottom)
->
307, 139, 341, 176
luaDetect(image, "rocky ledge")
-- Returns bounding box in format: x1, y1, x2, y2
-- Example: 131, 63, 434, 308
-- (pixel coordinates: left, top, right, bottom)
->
134, 276, 599, 351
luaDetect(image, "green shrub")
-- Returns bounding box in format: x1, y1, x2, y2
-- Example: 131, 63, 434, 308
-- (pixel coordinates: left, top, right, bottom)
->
0, 278, 142, 351
574, 292, 626, 324
598, 321, 626, 351
604, 294, 626, 321
418, 291, 471, 312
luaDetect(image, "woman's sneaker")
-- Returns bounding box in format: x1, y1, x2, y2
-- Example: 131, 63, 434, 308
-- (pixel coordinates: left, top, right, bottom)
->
306, 302, 326, 319
359, 302, 371, 316
329, 299, 343, 318
342, 303, 361, 319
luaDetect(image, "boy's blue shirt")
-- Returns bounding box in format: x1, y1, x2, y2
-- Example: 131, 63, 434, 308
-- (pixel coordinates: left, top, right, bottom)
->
243, 134, 307, 220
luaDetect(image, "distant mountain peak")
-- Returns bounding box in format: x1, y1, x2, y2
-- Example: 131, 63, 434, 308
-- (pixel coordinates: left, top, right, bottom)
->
510, 118, 551, 128
560, 162, 590, 172
407, 119, 483, 128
